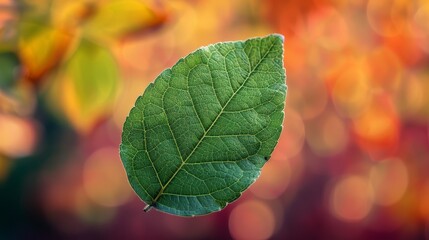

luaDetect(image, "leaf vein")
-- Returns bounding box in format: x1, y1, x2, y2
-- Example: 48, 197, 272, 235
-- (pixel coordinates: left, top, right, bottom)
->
149, 39, 277, 205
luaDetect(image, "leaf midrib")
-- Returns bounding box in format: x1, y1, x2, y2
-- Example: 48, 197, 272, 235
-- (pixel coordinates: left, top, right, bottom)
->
149, 40, 276, 206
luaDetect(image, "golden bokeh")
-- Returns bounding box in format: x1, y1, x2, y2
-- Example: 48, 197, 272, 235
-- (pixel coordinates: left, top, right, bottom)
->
331, 61, 372, 118
0, 114, 38, 157
352, 96, 399, 153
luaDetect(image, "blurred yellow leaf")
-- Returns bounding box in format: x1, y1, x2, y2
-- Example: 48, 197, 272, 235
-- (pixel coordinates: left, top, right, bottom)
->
18, 21, 73, 82
84, 0, 167, 39
52, 39, 120, 133
14, 1, 167, 132
51, 0, 97, 30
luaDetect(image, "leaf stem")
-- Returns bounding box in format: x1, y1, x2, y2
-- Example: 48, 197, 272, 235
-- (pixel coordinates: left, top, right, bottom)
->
143, 204, 153, 212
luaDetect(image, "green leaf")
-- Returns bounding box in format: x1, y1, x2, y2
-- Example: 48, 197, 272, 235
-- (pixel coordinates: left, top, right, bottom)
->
0, 52, 20, 90
120, 34, 287, 216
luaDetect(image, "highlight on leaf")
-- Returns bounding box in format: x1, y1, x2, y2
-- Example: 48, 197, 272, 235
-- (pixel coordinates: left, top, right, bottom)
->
120, 34, 287, 216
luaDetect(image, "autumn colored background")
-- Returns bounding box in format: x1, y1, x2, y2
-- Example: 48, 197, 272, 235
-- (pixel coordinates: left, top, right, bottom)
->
1, 0, 429, 239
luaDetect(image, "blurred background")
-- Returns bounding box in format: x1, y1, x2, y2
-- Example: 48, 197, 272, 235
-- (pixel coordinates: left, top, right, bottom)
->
1, 0, 429, 239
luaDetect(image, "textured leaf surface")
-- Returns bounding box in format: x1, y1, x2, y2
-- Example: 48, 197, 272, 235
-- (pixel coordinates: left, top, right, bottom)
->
120, 34, 287, 216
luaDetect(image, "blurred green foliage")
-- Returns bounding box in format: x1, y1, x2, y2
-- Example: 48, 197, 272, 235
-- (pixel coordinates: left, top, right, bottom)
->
0, 52, 19, 90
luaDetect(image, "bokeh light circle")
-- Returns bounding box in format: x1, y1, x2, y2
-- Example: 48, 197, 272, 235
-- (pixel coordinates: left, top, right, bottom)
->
0, 114, 38, 157
330, 175, 374, 222
250, 158, 290, 199
369, 158, 408, 206
332, 64, 371, 118
367, 0, 409, 37
412, 3, 429, 53
352, 97, 399, 153
306, 111, 349, 157
83, 147, 132, 207
307, 7, 349, 50
395, 73, 425, 121
229, 200, 276, 240
275, 108, 305, 158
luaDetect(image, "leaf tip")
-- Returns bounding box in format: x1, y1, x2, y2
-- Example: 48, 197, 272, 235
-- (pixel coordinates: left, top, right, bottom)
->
270, 33, 284, 43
